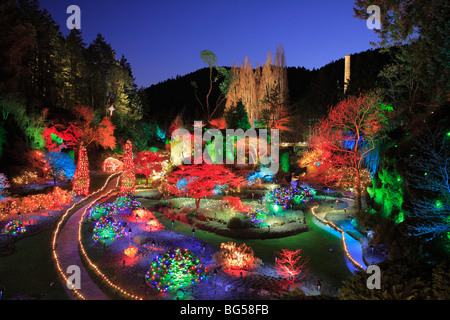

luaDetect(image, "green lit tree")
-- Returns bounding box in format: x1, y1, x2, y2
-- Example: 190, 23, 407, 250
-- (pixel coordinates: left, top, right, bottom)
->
225, 100, 251, 130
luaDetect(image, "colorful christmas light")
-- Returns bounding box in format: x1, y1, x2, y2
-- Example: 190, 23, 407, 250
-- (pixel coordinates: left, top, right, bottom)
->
248, 209, 268, 223
87, 202, 117, 220
92, 216, 126, 245
263, 187, 316, 210
115, 194, 141, 214
2, 220, 26, 235
145, 248, 207, 293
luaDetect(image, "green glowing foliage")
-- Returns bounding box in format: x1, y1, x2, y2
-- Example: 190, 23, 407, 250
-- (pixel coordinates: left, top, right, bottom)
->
280, 152, 290, 173
367, 168, 405, 223
225, 100, 251, 130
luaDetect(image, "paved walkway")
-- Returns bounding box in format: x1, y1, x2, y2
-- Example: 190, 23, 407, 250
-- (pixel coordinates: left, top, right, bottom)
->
55, 175, 119, 300
311, 206, 367, 273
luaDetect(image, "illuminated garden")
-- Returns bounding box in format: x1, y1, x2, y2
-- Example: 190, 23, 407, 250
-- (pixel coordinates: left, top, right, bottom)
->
0, 0, 449, 303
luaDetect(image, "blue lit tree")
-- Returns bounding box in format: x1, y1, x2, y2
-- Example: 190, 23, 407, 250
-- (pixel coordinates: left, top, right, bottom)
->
406, 128, 450, 241
0, 173, 10, 201
45, 151, 76, 185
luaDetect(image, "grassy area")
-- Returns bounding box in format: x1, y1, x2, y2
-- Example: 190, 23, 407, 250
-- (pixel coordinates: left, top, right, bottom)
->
0, 173, 111, 300
154, 208, 353, 288
0, 228, 69, 299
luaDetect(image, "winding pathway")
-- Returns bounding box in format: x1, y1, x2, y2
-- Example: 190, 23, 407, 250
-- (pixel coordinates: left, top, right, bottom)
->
53, 174, 120, 300
310, 204, 366, 273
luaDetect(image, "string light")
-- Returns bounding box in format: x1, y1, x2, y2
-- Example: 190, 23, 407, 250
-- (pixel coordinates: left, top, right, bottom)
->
73, 144, 90, 196
77, 173, 144, 300
310, 206, 365, 271
91, 216, 126, 245
120, 140, 136, 194
263, 187, 316, 210
102, 157, 123, 172
8, 187, 72, 214
145, 248, 207, 293
52, 173, 120, 300
2, 220, 26, 235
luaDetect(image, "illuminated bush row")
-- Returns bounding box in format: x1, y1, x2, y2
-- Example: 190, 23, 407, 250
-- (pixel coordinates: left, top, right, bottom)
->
263, 187, 316, 210
8, 187, 73, 214
87, 194, 141, 220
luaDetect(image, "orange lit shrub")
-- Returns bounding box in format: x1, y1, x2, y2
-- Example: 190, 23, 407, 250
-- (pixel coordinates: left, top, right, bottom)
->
213, 242, 262, 271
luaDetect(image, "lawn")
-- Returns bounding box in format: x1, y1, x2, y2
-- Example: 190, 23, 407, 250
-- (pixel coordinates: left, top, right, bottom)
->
0, 228, 69, 299
0, 173, 111, 300
154, 206, 353, 288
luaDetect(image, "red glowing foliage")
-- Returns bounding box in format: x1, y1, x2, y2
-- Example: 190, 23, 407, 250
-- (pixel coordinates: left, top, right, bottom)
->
95, 116, 116, 150
166, 164, 245, 212
222, 196, 252, 213
306, 93, 389, 210
134, 151, 164, 185
274, 249, 309, 283
209, 118, 226, 129
43, 124, 81, 151
26, 150, 50, 178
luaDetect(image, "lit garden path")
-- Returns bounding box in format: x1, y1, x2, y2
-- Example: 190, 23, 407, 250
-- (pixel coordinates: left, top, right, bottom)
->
310, 200, 367, 273
54, 175, 120, 300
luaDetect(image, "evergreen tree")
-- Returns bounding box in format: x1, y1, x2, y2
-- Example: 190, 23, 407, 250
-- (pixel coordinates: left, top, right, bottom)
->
225, 100, 251, 130
73, 143, 89, 196
85, 33, 116, 111
120, 140, 135, 194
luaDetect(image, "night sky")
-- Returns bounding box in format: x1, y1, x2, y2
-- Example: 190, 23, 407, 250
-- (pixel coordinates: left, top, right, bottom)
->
38, 0, 379, 88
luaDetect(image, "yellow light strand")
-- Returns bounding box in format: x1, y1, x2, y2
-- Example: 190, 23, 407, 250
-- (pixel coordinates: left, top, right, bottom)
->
77, 172, 144, 300
310, 205, 365, 271
52, 173, 120, 300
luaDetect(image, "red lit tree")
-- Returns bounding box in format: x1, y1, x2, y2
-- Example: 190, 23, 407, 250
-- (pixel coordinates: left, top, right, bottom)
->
166, 164, 245, 212
95, 116, 116, 150
43, 124, 81, 152
134, 151, 164, 186
73, 144, 90, 196
308, 93, 392, 210
120, 140, 135, 194
72, 106, 116, 150
274, 249, 309, 283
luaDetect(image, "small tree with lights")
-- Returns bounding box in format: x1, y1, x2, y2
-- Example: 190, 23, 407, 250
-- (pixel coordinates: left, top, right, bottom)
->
120, 140, 135, 194
73, 144, 90, 196
134, 150, 163, 186
213, 242, 262, 271
274, 249, 309, 283
166, 164, 245, 213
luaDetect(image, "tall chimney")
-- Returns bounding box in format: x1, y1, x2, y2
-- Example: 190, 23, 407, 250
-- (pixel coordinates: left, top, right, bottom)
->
344, 55, 350, 93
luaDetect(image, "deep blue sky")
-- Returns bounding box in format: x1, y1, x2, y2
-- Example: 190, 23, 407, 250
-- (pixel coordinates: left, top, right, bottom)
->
39, 0, 379, 88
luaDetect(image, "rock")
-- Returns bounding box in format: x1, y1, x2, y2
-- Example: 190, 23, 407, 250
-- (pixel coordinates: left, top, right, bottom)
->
133, 235, 149, 246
